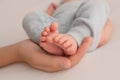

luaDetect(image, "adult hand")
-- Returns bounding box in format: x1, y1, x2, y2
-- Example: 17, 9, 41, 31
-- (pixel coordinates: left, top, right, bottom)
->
68, 37, 93, 68
17, 37, 93, 72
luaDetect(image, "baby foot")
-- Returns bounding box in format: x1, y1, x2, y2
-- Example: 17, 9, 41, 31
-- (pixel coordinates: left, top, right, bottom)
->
40, 23, 63, 55
53, 34, 78, 55
46, 3, 58, 16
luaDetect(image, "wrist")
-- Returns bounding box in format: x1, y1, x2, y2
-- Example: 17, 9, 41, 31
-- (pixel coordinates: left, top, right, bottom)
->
11, 41, 25, 63
0, 42, 23, 67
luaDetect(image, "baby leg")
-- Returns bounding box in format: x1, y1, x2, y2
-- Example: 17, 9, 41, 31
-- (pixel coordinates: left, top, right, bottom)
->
22, 11, 63, 55
66, 0, 110, 52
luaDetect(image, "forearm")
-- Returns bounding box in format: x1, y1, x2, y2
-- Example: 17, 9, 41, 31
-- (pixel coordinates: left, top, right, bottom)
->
0, 43, 21, 67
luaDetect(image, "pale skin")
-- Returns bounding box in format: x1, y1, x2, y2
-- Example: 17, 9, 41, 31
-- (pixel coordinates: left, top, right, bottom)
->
40, 22, 78, 55
0, 37, 93, 72
0, 19, 112, 72
0, 1, 112, 72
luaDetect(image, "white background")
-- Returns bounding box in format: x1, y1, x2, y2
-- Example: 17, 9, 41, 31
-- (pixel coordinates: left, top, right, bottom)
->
0, 0, 120, 80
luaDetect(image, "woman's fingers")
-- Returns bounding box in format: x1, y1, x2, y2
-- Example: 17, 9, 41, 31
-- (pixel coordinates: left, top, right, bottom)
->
68, 37, 93, 68
19, 39, 71, 72
31, 56, 71, 72
18, 37, 93, 72
28, 49, 71, 72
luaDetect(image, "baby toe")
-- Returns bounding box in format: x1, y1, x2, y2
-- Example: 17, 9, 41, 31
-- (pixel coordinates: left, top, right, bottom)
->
41, 31, 48, 36
63, 40, 72, 48
58, 37, 68, 44
44, 27, 50, 33
40, 36, 47, 42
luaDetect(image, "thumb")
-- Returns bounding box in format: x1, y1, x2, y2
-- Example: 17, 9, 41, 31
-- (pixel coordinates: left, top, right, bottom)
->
69, 36, 93, 68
